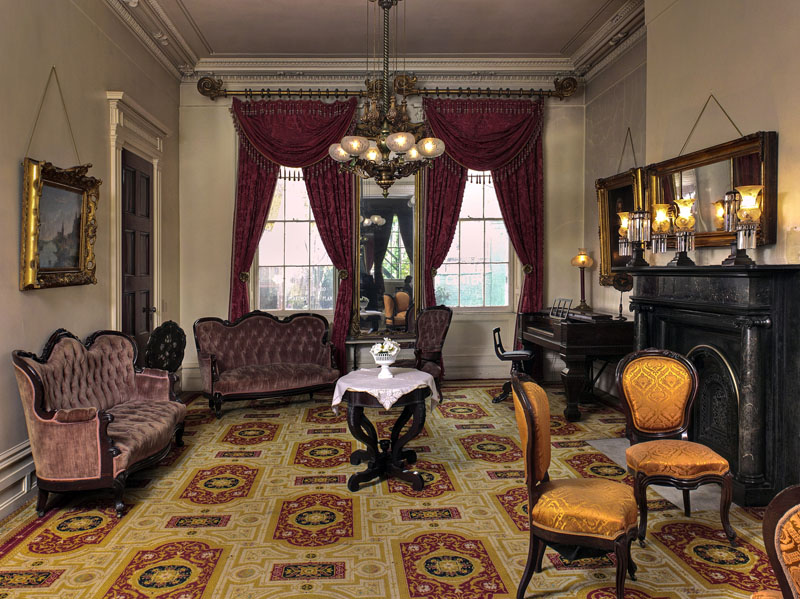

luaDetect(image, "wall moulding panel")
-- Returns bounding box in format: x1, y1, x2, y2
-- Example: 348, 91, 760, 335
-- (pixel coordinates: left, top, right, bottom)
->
0, 441, 36, 522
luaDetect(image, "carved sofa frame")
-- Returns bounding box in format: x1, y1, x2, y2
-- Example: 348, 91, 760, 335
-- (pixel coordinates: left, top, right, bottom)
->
193, 311, 339, 418
12, 329, 186, 518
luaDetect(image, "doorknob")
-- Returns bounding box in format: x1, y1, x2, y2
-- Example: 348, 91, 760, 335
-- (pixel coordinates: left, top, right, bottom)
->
143, 306, 157, 313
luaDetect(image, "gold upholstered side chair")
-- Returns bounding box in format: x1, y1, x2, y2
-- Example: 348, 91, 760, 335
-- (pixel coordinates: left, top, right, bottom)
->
511, 374, 639, 599
751, 485, 800, 599
615, 348, 735, 547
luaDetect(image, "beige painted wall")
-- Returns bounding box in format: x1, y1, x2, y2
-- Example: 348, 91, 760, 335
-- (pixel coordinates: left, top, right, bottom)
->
646, 0, 800, 265
178, 85, 585, 386
0, 1, 180, 455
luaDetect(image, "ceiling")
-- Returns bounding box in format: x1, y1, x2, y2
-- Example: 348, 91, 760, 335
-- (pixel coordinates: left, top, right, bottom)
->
107, 0, 645, 80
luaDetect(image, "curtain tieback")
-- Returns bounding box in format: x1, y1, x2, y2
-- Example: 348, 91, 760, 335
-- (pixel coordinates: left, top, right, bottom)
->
522, 264, 533, 275
238, 272, 250, 283
338, 269, 349, 280
430, 267, 437, 277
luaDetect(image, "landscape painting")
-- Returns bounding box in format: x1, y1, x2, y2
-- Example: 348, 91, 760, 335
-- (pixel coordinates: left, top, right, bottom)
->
37, 182, 83, 270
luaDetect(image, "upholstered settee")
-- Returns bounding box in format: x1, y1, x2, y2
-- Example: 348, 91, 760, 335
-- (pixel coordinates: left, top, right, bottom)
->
193, 311, 339, 417
12, 329, 186, 518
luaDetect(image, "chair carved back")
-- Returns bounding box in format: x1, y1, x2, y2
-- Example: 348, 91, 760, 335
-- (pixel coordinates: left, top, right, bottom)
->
615, 348, 699, 443
415, 306, 453, 355
511, 374, 551, 492
763, 485, 800, 598
144, 320, 186, 373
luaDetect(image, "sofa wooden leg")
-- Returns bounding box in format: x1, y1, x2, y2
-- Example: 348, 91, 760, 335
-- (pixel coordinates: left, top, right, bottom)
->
213, 395, 223, 419
36, 489, 49, 517
112, 479, 125, 518
175, 423, 185, 447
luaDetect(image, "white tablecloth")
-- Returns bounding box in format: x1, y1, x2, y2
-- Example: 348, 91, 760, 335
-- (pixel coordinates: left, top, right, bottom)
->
332, 368, 440, 411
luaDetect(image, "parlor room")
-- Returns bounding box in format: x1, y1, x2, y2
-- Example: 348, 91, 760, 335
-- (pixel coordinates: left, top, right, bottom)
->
1, 1, 799, 598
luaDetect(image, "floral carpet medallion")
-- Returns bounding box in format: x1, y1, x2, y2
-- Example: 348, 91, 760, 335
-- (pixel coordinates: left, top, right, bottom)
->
585, 587, 675, 599
292, 438, 352, 469
652, 522, 779, 593
221, 421, 279, 445
459, 434, 522, 463
0, 570, 63, 588
165, 515, 230, 528
270, 561, 346, 580
548, 553, 615, 570
552, 440, 589, 448
400, 508, 462, 522
294, 475, 347, 486
179, 464, 259, 504
455, 423, 495, 430
437, 402, 489, 420
396, 532, 510, 599
549, 415, 582, 437
487, 470, 525, 480
215, 450, 262, 458
387, 461, 456, 498
565, 452, 634, 485
102, 540, 223, 598
494, 486, 529, 532
17, 502, 126, 555
307, 427, 347, 434
271, 493, 355, 547
304, 405, 346, 424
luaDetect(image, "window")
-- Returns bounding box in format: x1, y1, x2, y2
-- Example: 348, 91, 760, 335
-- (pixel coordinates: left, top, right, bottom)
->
434, 171, 511, 308
256, 169, 335, 311
382, 216, 412, 280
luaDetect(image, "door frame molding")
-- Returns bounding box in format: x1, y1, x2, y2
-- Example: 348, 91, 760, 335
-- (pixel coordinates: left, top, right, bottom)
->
107, 92, 170, 331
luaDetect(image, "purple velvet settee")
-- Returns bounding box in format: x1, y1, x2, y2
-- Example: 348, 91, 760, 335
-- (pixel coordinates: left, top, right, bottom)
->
193, 311, 339, 417
12, 330, 186, 518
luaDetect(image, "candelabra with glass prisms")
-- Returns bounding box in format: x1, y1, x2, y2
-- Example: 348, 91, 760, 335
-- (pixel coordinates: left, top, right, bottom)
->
668, 197, 696, 266
650, 203, 672, 254
617, 211, 631, 257
726, 185, 763, 266
627, 209, 650, 267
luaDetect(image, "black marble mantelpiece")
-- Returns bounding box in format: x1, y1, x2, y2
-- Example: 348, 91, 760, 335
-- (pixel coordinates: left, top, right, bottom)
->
627, 265, 800, 506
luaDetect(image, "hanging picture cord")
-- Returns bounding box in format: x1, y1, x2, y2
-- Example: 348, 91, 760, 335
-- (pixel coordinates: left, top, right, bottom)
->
678, 93, 743, 157
24, 66, 81, 164
616, 127, 639, 174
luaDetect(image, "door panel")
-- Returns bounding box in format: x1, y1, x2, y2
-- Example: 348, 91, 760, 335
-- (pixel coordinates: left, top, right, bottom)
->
121, 149, 154, 364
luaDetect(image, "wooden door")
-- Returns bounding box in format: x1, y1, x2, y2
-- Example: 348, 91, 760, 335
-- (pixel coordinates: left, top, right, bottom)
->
121, 149, 154, 364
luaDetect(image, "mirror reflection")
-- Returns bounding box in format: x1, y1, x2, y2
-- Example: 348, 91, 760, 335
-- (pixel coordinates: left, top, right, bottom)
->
358, 176, 415, 334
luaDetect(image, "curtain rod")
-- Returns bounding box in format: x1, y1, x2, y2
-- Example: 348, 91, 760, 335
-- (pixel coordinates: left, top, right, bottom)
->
196, 75, 579, 101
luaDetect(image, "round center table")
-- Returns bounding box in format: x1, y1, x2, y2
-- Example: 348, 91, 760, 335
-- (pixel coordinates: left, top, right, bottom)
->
332, 368, 440, 492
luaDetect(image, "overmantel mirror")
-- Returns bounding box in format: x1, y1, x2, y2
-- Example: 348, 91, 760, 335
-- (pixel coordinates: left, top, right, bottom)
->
352, 173, 422, 337
596, 167, 646, 286
646, 131, 778, 248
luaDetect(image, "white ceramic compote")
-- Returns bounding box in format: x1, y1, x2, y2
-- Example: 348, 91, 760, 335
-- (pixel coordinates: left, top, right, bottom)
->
370, 337, 400, 379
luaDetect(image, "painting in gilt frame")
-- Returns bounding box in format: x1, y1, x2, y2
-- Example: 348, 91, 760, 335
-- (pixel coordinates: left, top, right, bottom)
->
20, 158, 101, 290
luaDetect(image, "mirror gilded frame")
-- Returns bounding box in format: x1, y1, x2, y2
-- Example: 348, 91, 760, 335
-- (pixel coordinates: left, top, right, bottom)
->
350, 172, 423, 337
596, 167, 646, 286
646, 131, 778, 248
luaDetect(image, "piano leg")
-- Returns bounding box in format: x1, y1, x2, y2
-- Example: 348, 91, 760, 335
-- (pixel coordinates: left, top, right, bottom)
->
561, 355, 587, 421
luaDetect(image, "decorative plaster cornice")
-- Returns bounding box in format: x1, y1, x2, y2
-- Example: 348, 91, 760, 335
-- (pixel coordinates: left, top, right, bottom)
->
583, 24, 646, 82
570, 0, 645, 71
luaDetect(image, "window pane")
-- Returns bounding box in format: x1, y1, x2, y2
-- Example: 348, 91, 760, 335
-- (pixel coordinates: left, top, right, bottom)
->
284, 222, 309, 265
485, 263, 508, 307
310, 265, 334, 310
459, 263, 484, 306
435, 263, 459, 307
444, 223, 460, 263
259, 266, 283, 310
484, 184, 502, 218
310, 223, 331, 266
284, 180, 309, 221
460, 221, 484, 263
485, 220, 509, 262
461, 182, 483, 218
259, 222, 284, 266
284, 267, 309, 310
268, 180, 285, 221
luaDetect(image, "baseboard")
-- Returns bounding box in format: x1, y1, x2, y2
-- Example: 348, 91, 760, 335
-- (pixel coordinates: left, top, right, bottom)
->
0, 441, 36, 522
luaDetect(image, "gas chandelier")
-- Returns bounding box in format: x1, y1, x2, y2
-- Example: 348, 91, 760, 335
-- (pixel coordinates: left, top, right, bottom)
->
328, 0, 445, 197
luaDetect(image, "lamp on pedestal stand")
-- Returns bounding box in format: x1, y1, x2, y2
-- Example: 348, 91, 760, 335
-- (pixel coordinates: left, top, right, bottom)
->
668, 197, 696, 267
627, 209, 650, 267
722, 185, 762, 266
570, 249, 594, 312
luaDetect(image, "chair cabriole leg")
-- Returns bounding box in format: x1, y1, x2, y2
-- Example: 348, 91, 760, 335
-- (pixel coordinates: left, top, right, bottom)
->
636, 472, 649, 546
614, 535, 629, 599
720, 472, 736, 543
516, 529, 540, 599
36, 489, 49, 517
682, 488, 691, 516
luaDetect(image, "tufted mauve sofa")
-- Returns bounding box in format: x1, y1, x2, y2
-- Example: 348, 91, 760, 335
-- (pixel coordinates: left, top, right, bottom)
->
193, 311, 339, 417
12, 329, 186, 518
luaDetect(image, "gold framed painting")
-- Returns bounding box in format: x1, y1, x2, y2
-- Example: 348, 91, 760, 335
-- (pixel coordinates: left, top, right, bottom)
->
20, 158, 101, 290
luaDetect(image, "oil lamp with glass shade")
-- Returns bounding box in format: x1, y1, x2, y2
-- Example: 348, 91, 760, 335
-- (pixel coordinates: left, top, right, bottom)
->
724, 185, 763, 266
668, 197, 696, 266
720, 189, 748, 265
570, 249, 594, 312
651, 203, 672, 254
617, 211, 631, 257
627, 209, 650, 267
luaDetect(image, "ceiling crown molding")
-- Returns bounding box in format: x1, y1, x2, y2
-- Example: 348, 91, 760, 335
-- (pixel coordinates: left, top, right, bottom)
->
570, 0, 645, 75
105, 0, 198, 78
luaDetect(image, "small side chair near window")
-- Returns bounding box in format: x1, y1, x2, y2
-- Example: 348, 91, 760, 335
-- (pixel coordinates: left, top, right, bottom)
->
512, 374, 638, 599
616, 348, 735, 547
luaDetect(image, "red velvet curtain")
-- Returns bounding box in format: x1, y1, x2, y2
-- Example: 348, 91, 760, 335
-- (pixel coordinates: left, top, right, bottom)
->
423, 98, 545, 317
230, 97, 357, 369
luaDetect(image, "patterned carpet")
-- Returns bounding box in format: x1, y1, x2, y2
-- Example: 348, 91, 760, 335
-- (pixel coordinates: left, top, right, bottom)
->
0, 381, 777, 598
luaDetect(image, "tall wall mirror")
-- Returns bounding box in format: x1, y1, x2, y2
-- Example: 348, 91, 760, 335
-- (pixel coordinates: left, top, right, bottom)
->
596, 168, 646, 286
352, 174, 422, 337
646, 131, 777, 248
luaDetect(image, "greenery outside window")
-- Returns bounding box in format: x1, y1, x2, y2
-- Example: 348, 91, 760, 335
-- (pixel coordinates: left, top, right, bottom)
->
255, 169, 335, 312
435, 171, 511, 309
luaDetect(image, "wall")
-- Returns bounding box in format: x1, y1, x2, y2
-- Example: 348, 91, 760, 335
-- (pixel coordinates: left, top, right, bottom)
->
646, 0, 800, 265
0, 0, 180, 518
178, 85, 585, 386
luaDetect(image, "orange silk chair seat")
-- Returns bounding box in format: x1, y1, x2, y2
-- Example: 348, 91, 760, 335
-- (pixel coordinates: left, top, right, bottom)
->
531, 478, 638, 540
750, 591, 783, 599
626, 439, 729, 478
